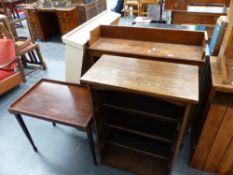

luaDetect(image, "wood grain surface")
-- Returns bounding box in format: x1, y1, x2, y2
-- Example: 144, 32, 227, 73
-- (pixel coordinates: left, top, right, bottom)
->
81, 55, 199, 103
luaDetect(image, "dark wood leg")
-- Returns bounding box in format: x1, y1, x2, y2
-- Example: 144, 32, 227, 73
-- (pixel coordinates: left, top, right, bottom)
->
15, 114, 38, 152
87, 128, 97, 165
52, 122, 56, 126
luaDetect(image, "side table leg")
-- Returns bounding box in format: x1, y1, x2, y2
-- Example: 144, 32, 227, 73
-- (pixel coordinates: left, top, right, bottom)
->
87, 128, 97, 165
15, 114, 38, 152
52, 122, 56, 127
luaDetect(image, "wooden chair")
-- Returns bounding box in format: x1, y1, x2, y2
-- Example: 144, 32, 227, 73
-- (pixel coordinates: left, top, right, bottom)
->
124, 0, 140, 16
0, 14, 47, 76
139, 0, 160, 16
0, 39, 25, 95
209, 16, 228, 56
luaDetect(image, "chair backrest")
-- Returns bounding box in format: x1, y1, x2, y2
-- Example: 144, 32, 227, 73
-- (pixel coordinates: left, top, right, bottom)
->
209, 16, 228, 56
0, 39, 16, 67
0, 14, 16, 39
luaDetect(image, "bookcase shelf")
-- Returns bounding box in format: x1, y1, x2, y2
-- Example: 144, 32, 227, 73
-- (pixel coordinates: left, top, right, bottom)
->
93, 90, 183, 175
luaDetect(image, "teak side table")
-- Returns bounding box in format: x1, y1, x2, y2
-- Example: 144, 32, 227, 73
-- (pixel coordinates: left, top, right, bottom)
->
8, 79, 97, 165
81, 55, 199, 175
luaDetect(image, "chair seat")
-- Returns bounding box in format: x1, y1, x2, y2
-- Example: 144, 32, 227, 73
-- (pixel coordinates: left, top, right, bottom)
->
0, 70, 15, 81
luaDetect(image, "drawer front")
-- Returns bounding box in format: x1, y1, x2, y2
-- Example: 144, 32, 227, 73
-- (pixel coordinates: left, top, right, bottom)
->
60, 26, 71, 34
57, 11, 70, 17
57, 9, 78, 34
58, 16, 71, 24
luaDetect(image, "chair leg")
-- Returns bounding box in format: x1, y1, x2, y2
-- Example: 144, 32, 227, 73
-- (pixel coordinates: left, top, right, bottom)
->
35, 45, 47, 70
86, 128, 97, 165
15, 114, 38, 152
52, 122, 56, 127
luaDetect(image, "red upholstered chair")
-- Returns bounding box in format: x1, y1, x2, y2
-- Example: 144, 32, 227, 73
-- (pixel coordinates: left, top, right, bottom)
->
0, 39, 25, 95
0, 14, 47, 76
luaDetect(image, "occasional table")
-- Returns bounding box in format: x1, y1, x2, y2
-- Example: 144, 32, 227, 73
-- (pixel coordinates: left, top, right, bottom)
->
8, 79, 97, 165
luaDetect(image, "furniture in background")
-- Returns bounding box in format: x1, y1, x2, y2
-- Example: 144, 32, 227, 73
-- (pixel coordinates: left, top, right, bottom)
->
88, 25, 207, 68
0, 14, 47, 75
8, 79, 97, 165
25, 5, 78, 41
0, 0, 5, 14
2, 0, 25, 25
191, 2, 233, 175
0, 39, 24, 95
191, 57, 233, 175
165, 0, 230, 38
209, 16, 228, 56
124, 0, 140, 16
62, 10, 120, 84
24, 0, 107, 41
139, 0, 160, 17
76, 0, 107, 25
165, 0, 230, 11
81, 54, 199, 175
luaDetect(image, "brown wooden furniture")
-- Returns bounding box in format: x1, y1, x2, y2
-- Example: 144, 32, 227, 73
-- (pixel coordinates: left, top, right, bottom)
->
0, 39, 24, 95
188, 0, 231, 6
209, 16, 228, 56
81, 54, 199, 175
191, 57, 233, 175
88, 25, 207, 68
25, 5, 78, 41
139, 0, 160, 16
165, 0, 229, 38
191, 2, 233, 174
0, 14, 47, 75
165, 0, 231, 10
8, 79, 97, 165
219, 0, 233, 59
2, 0, 25, 22
124, 0, 140, 16
76, 0, 107, 25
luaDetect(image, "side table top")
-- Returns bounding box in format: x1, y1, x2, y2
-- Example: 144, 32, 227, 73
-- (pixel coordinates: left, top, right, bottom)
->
8, 79, 92, 130
81, 55, 199, 104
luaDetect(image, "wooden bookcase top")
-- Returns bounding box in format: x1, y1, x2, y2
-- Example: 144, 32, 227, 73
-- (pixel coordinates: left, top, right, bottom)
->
81, 55, 199, 103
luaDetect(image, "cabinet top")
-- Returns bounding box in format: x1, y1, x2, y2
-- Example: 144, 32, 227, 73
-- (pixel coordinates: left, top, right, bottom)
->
81, 55, 199, 104
24, 4, 76, 12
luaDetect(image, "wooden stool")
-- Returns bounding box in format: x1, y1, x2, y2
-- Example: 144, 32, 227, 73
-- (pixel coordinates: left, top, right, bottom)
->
8, 79, 97, 165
